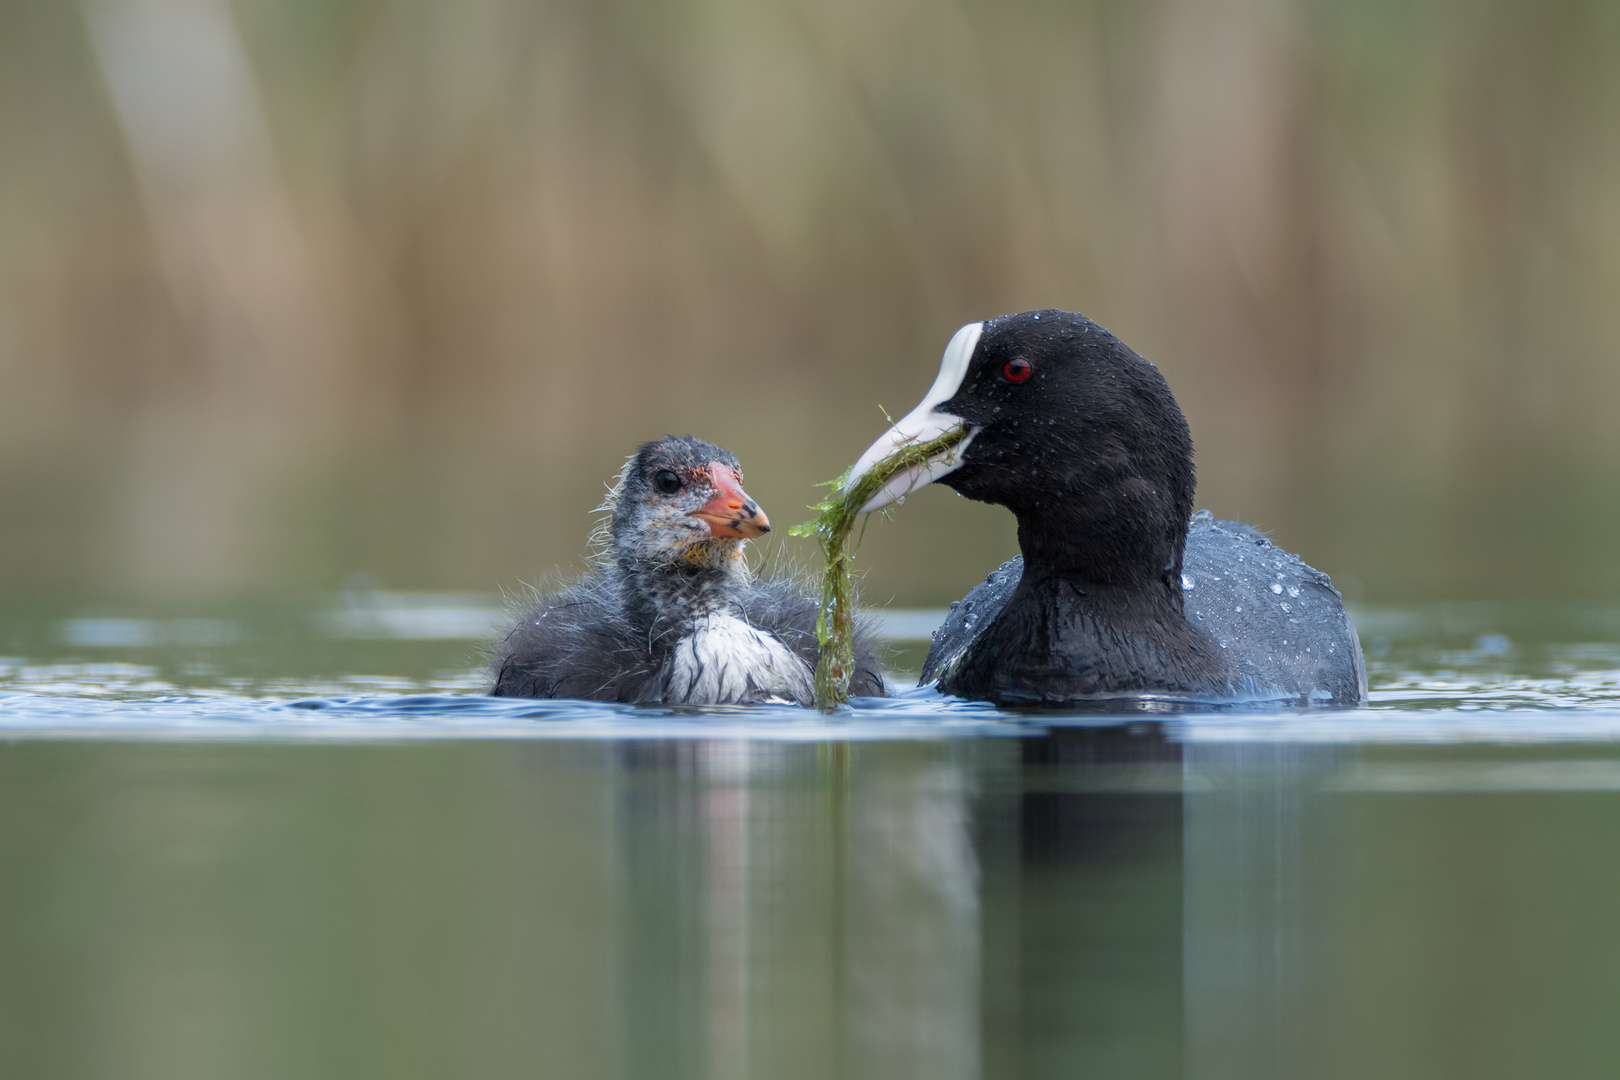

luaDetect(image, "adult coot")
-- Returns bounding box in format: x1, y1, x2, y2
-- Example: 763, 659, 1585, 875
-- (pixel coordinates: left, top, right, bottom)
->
845, 311, 1366, 707
492, 436, 885, 704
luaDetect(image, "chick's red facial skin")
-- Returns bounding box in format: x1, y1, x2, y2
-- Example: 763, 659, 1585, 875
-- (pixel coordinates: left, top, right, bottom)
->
691, 462, 770, 538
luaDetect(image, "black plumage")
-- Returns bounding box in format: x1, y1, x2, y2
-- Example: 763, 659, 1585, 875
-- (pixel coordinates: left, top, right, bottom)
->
847, 310, 1366, 707
490, 436, 886, 704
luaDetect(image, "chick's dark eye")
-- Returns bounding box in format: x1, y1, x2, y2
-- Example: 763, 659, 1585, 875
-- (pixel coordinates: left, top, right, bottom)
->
653, 469, 681, 495
1002, 357, 1032, 383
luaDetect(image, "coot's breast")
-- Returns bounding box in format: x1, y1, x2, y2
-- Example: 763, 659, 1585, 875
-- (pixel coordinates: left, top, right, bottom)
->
919, 515, 1368, 706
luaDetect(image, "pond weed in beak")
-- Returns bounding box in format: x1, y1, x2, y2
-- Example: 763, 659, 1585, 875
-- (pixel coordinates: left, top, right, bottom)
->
790, 424, 970, 709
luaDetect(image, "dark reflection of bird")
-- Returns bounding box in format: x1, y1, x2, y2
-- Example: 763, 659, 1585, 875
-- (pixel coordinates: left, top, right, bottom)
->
845, 310, 1367, 707
491, 435, 886, 705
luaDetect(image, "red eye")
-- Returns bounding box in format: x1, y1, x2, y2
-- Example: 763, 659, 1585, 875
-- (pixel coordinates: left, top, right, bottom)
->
1002, 357, 1032, 383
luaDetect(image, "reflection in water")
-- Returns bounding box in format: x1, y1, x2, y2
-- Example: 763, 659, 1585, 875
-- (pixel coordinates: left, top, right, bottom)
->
612, 740, 985, 1079
6, 731, 1620, 1077
847, 743, 979, 1080
984, 727, 1185, 1079
608, 729, 1184, 1079
1183, 743, 1344, 1080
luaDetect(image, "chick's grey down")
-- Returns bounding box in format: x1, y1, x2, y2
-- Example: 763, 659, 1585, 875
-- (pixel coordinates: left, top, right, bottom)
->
490, 436, 885, 705
843, 310, 1366, 707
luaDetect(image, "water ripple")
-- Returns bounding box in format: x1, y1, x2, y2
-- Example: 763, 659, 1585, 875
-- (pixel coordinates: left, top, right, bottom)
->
9, 601, 1620, 742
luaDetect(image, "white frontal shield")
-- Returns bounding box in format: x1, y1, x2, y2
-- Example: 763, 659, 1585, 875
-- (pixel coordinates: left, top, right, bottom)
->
844, 321, 984, 513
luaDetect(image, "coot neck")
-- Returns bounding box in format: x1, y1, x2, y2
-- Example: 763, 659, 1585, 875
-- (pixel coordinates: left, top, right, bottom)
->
1013, 512, 1188, 612
616, 548, 749, 638
950, 515, 1229, 701
943, 510, 1232, 699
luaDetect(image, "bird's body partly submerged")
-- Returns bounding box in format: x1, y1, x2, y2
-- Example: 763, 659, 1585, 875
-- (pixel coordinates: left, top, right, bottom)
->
844, 310, 1366, 708
491, 436, 885, 705
920, 516, 1365, 705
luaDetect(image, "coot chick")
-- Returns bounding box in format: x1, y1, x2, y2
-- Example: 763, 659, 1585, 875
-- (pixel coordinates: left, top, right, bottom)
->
845, 311, 1366, 707
491, 436, 886, 704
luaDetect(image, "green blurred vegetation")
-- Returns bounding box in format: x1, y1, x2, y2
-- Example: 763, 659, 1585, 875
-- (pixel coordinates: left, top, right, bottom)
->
2, 0, 1618, 604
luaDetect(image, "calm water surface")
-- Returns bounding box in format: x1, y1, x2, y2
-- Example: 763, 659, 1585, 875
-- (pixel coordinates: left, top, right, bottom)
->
4, 598, 1620, 1079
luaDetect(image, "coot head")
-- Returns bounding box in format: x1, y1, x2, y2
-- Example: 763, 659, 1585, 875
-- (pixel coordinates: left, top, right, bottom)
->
606, 436, 770, 571
848, 310, 1195, 591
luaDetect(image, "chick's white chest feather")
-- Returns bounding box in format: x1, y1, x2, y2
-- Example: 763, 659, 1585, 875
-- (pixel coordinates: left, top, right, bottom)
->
664, 612, 814, 705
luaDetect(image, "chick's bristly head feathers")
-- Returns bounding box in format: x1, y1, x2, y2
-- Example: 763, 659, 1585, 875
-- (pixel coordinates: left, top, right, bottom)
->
602, 436, 770, 570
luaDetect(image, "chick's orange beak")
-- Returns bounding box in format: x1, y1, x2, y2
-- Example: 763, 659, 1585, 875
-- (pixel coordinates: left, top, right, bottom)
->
691, 462, 770, 539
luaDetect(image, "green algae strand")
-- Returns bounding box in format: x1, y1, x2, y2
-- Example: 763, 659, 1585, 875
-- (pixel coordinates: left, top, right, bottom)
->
789, 425, 968, 710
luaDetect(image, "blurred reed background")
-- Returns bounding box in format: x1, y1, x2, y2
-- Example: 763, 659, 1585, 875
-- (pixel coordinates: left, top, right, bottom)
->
2, 0, 1617, 606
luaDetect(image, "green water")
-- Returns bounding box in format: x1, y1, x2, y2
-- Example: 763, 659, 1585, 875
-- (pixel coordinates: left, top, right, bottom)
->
5, 599, 1620, 1078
